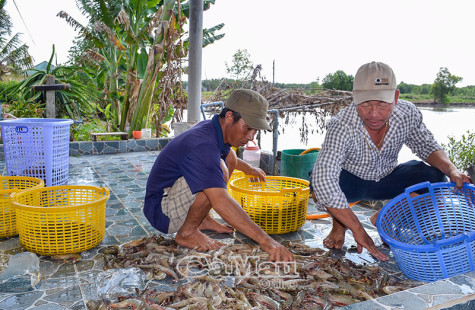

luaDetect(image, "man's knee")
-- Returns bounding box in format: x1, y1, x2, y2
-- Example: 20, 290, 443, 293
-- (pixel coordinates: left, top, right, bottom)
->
427, 166, 447, 183
415, 161, 447, 183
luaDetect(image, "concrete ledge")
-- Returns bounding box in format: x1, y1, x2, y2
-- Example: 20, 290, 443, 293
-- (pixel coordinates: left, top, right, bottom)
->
0, 138, 172, 160
68, 138, 172, 156
0, 138, 277, 175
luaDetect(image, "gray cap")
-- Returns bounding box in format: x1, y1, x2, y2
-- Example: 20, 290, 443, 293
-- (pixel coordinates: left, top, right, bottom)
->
225, 89, 271, 130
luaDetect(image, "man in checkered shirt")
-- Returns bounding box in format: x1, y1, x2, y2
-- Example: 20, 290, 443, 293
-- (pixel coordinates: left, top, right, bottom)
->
310, 62, 471, 261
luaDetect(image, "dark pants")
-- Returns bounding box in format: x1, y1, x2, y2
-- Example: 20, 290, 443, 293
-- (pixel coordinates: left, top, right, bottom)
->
311, 160, 447, 202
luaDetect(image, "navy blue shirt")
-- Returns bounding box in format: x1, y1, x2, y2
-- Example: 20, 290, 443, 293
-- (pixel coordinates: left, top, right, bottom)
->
144, 115, 231, 233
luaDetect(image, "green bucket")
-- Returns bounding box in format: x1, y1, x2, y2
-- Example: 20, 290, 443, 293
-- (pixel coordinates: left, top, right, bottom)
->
280, 148, 320, 181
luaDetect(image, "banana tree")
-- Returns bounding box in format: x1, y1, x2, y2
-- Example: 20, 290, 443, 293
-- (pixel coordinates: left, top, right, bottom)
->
128, 0, 176, 133
128, 0, 225, 134
116, 0, 169, 131
60, 0, 225, 135
58, 0, 123, 127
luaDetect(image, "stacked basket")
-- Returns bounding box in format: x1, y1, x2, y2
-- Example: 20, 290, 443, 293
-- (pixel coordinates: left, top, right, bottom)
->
1, 118, 110, 255
0, 176, 44, 238
0, 118, 73, 187
377, 181, 475, 282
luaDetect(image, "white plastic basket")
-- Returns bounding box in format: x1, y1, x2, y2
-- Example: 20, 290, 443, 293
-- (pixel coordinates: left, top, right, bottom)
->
0, 118, 73, 186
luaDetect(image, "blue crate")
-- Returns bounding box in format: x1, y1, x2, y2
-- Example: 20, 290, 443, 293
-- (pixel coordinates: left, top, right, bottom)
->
377, 181, 475, 282
0, 118, 73, 187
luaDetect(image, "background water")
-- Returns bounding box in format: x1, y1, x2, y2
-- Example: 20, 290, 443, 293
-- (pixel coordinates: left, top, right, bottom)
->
259, 106, 475, 163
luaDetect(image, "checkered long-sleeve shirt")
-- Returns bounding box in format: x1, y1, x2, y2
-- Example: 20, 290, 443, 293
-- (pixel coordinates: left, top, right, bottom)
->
311, 99, 442, 210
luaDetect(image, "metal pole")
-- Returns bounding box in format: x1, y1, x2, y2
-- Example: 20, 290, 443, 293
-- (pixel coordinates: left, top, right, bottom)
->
270, 110, 279, 175
187, 0, 203, 122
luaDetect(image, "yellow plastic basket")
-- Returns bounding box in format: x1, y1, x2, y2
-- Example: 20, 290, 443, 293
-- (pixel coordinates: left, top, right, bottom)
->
227, 169, 245, 194
0, 176, 45, 238
229, 176, 310, 234
11, 185, 110, 255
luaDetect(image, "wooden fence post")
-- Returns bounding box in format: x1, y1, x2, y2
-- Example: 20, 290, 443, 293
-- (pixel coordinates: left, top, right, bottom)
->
45, 75, 55, 118
31, 75, 71, 119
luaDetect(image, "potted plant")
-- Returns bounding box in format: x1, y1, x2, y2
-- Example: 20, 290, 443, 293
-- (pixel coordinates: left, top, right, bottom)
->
442, 130, 475, 181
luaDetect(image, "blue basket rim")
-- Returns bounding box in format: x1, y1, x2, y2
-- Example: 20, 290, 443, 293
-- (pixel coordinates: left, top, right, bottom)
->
376, 181, 475, 251
0, 118, 73, 126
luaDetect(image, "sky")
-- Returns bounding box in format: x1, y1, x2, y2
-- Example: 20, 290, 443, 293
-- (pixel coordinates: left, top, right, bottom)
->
6, 0, 475, 86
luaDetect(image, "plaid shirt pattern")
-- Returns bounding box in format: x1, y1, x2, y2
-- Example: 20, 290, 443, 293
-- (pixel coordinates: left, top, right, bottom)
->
311, 99, 441, 210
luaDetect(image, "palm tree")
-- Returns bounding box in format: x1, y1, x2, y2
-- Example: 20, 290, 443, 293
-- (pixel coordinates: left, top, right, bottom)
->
0, 0, 33, 79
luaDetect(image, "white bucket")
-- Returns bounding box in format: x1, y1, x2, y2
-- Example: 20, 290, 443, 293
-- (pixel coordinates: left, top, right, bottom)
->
141, 128, 152, 138
243, 140, 261, 168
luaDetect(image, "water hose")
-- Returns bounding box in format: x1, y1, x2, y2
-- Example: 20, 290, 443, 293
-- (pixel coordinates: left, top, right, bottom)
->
299, 147, 321, 155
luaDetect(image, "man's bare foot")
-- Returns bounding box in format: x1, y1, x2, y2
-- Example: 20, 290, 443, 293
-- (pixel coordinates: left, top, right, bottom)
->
199, 214, 234, 233
370, 210, 380, 226
323, 221, 347, 249
176, 227, 224, 251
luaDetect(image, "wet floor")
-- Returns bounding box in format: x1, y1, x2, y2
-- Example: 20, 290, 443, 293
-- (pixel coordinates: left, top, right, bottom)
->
0, 151, 474, 309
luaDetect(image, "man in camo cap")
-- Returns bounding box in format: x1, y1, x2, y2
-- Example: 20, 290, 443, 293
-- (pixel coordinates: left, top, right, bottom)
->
145, 89, 293, 262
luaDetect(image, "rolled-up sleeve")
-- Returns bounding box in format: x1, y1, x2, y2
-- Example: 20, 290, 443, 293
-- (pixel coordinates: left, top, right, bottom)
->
311, 120, 350, 210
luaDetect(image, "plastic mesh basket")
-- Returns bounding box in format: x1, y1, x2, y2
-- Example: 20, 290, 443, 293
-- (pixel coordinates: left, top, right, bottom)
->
229, 176, 310, 234
0, 118, 73, 187
0, 176, 44, 238
377, 181, 475, 282
227, 169, 245, 195
11, 185, 110, 255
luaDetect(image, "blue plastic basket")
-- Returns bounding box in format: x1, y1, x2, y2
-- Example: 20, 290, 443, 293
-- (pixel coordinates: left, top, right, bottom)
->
377, 181, 475, 282
0, 118, 73, 187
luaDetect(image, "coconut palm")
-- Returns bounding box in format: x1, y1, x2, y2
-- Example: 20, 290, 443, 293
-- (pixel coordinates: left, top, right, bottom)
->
0, 0, 33, 79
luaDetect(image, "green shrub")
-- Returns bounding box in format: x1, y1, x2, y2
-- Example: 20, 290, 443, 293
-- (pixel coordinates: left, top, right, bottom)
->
71, 120, 106, 141
442, 130, 475, 171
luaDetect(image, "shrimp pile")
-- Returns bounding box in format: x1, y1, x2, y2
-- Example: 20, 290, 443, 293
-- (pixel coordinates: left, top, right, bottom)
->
88, 235, 419, 309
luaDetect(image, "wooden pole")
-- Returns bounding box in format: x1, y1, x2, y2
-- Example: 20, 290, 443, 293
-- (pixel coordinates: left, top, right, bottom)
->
45, 75, 55, 118
273, 60, 275, 85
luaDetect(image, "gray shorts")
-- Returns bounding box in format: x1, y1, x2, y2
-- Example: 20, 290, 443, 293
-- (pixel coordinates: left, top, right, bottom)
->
161, 176, 198, 233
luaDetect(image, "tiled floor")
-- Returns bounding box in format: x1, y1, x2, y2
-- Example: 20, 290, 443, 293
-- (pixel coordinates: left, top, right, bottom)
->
0, 151, 474, 309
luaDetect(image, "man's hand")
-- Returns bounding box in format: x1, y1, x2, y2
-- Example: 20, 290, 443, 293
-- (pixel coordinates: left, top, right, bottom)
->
248, 167, 266, 182
448, 169, 472, 188
327, 207, 389, 261
352, 227, 389, 262
260, 238, 294, 262
427, 150, 472, 188
235, 158, 266, 182
206, 188, 293, 262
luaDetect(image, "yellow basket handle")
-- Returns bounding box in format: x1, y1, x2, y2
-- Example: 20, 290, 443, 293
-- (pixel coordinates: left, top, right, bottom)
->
280, 187, 303, 194
299, 147, 321, 155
